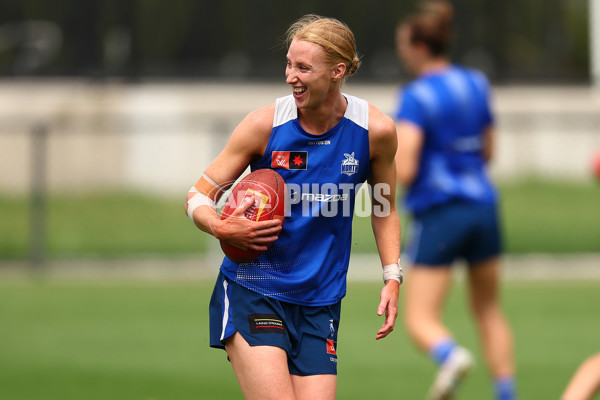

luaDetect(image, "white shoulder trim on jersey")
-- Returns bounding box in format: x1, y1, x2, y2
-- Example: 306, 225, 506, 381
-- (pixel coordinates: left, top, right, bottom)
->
274, 94, 369, 130
273, 95, 297, 128
342, 93, 369, 130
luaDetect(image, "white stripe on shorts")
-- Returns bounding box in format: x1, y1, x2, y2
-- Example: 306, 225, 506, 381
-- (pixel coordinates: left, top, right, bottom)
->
220, 279, 230, 341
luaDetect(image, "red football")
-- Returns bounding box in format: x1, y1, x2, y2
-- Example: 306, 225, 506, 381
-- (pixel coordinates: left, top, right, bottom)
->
593, 150, 600, 181
219, 169, 286, 263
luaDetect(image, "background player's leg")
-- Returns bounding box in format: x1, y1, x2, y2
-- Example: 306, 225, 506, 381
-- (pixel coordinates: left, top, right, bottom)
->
467, 257, 514, 377
405, 266, 474, 399
225, 332, 296, 400
467, 257, 516, 398
403, 266, 454, 350
291, 374, 337, 400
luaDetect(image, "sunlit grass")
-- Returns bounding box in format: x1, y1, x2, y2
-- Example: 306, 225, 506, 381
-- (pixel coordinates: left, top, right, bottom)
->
0, 279, 598, 399
1, 179, 599, 259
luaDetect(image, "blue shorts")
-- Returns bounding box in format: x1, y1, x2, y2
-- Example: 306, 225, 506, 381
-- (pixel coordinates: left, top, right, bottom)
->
405, 200, 503, 267
209, 271, 341, 376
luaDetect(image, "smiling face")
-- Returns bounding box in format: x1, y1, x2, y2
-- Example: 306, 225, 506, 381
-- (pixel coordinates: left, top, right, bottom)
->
285, 39, 340, 110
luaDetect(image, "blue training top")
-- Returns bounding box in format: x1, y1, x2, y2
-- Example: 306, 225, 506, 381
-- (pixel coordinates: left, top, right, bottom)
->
220, 94, 371, 306
394, 65, 497, 214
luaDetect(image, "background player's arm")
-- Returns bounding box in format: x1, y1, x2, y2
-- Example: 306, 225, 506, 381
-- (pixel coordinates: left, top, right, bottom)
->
395, 120, 424, 187
185, 104, 282, 251
482, 125, 494, 162
368, 105, 402, 340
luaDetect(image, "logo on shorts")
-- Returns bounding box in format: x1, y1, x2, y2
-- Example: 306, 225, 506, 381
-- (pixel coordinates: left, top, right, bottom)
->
326, 339, 337, 355
326, 319, 338, 358
248, 313, 285, 334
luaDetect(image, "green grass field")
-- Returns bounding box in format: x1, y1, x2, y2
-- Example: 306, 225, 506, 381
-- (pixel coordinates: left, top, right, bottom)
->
352, 178, 600, 254
1, 179, 599, 259
1, 279, 599, 399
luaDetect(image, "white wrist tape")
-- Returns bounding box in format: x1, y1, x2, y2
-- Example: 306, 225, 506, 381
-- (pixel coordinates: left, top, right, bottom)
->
383, 258, 403, 284
187, 186, 216, 222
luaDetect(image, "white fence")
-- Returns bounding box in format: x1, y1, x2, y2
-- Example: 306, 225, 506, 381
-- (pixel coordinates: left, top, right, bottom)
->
0, 80, 599, 196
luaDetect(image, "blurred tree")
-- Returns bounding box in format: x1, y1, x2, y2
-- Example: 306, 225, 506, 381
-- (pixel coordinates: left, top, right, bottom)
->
0, 0, 591, 83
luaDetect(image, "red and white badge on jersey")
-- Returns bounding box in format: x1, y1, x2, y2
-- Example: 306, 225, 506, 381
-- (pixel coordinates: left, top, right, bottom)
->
271, 151, 307, 170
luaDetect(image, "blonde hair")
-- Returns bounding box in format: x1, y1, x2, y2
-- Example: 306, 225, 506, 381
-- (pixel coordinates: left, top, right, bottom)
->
286, 14, 360, 81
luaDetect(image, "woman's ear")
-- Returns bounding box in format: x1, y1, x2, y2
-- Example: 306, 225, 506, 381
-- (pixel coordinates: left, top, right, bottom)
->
331, 62, 347, 81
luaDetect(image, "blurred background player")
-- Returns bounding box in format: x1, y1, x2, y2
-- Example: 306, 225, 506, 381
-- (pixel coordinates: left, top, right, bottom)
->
393, 1, 517, 399
185, 14, 402, 400
561, 352, 600, 400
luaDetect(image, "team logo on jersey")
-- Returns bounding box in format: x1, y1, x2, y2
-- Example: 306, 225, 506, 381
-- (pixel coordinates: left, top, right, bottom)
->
271, 151, 307, 170
341, 152, 359, 176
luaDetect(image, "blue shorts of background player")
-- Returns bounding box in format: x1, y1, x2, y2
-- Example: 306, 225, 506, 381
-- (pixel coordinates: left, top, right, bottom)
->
209, 272, 341, 376
405, 200, 503, 267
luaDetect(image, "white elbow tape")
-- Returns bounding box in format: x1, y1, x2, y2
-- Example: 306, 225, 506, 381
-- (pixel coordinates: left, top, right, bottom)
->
383, 258, 403, 284
187, 187, 216, 222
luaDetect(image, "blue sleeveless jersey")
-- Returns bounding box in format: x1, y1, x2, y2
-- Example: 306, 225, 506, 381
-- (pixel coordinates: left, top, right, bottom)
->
394, 65, 497, 214
220, 94, 370, 306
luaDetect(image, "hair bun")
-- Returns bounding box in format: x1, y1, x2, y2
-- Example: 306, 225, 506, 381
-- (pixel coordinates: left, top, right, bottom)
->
347, 57, 360, 76
422, 0, 454, 26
